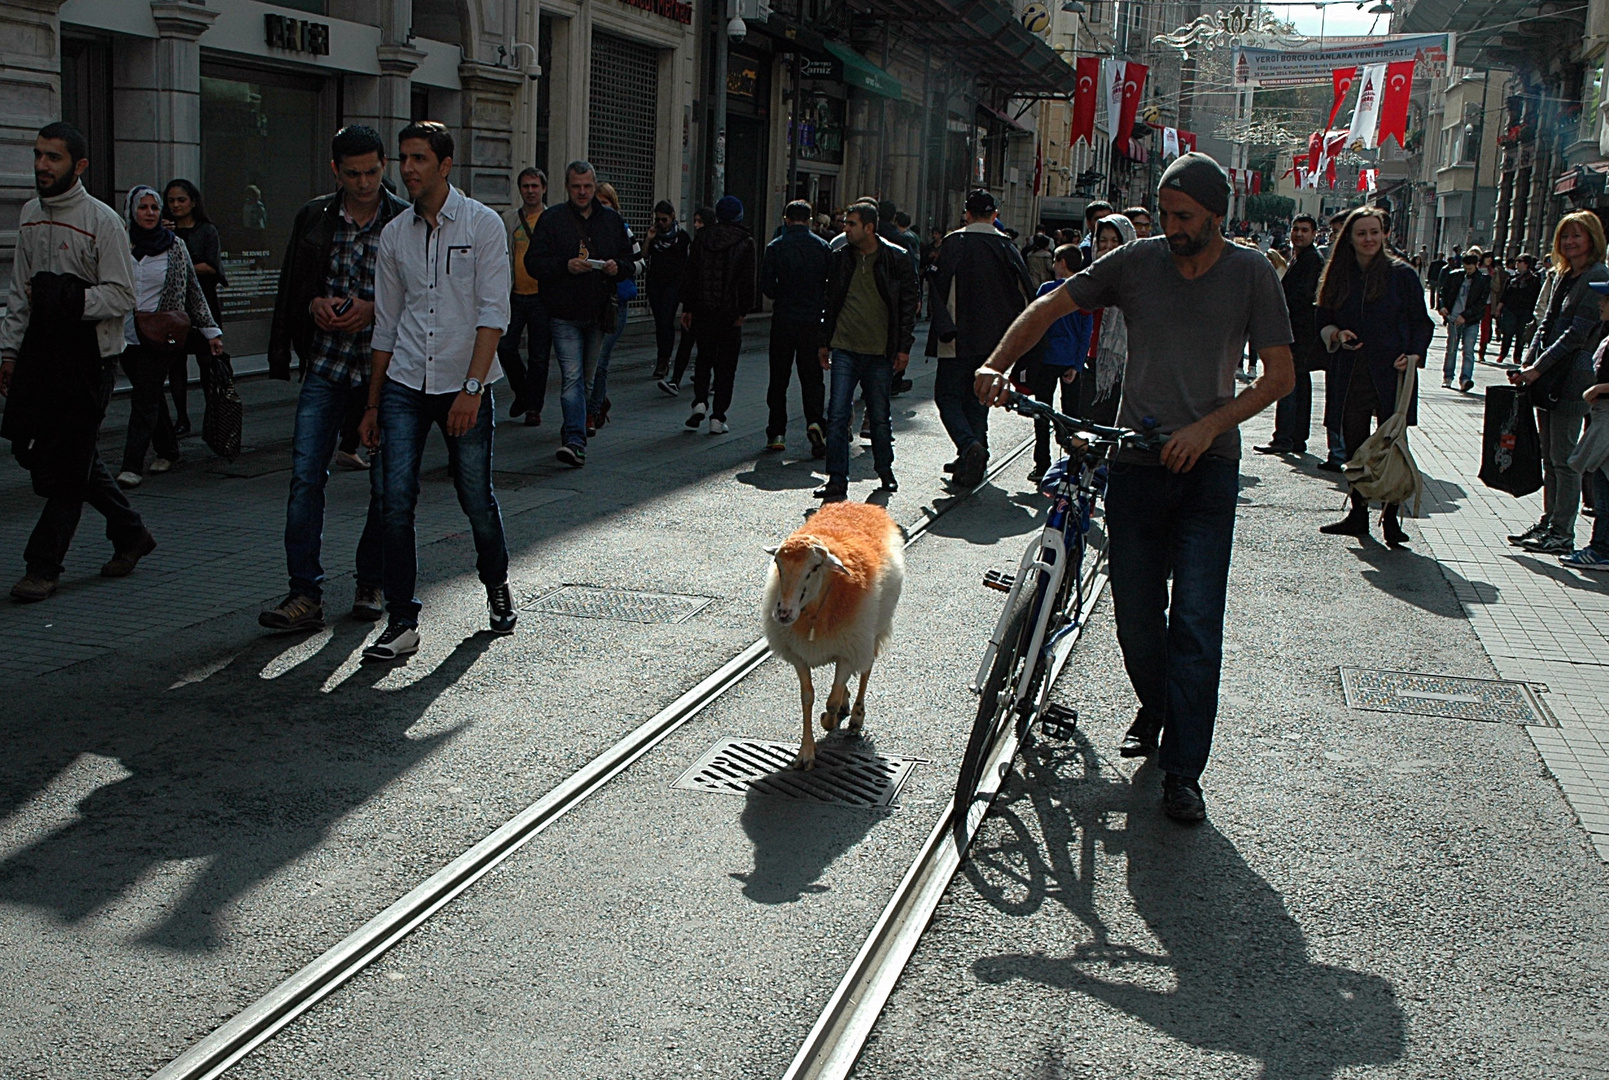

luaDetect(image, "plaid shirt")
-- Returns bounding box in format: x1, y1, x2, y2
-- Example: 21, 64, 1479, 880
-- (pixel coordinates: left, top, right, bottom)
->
306, 204, 383, 386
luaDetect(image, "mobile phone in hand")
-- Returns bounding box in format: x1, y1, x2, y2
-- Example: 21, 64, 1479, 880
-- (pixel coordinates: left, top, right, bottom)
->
334, 296, 354, 317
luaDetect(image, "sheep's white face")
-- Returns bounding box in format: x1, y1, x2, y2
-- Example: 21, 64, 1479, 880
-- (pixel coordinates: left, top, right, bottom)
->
767, 543, 846, 625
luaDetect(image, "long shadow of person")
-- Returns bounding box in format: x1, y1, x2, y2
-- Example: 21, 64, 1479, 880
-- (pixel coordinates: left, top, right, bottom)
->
0, 626, 496, 951
1351, 538, 1498, 617
730, 733, 891, 904
971, 743, 1405, 1079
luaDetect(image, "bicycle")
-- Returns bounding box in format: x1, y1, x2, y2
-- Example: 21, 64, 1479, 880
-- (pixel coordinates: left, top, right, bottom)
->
953, 391, 1163, 845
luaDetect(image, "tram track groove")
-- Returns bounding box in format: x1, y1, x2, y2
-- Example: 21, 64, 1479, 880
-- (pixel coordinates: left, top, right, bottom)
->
148, 437, 1035, 1080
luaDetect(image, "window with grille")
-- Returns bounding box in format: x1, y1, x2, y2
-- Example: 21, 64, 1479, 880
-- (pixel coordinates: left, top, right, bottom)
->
589, 30, 661, 241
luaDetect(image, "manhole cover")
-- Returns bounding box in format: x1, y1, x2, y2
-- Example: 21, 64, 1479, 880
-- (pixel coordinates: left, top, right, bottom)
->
521, 585, 713, 624
1340, 669, 1557, 727
674, 737, 921, 807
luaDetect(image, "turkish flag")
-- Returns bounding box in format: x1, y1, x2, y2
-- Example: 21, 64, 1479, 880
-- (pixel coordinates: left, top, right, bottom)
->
1306, 130, 1324, 175
1356, 169, 1369, 193
1114, 62, 1148, 148
1071, 56, 1100, 147
1178, 129, 1197, 154
1251, 170, 1261, 195
1377, 60, 1416, 148
1328, 67, 1358, 132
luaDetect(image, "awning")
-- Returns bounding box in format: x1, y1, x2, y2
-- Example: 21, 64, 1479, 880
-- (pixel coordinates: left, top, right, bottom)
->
820, 41, 903, 100
1554, 162, 1609, 196
852, 0, 1077, 97
1400, 0, 1583, 69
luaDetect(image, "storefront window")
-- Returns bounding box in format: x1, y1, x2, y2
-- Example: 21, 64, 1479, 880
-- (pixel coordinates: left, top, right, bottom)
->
1583, 61, 1604, 146
795, 91, 844, 165
200, 66, 329, 352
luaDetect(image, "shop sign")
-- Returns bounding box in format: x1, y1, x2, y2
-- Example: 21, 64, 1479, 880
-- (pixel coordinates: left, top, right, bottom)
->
618, 0, 694, 25
264, 13, 330, 55
728, 60, 760, 99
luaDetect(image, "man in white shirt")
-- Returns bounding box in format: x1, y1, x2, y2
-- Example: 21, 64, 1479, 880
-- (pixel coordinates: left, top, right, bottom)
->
358, 121, 512, 660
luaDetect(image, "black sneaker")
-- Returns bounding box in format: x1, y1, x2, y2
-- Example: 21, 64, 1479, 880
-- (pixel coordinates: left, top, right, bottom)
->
651, 364, 669, 380
806, 423, 826, 459
1315, 458, 1344, 473
941, 458, 961, 474
362, 621, 420, 661
1508, 520, 1549, 546
1252, 442, 1293, 454
1524, 531, 1574, 555
1162, 773, 1206, 822
813, 482, 848, 503
488, 582, 517, 634
877, 472, 898, 493
556, 444, 585, 467
1027, 463, 1047, 482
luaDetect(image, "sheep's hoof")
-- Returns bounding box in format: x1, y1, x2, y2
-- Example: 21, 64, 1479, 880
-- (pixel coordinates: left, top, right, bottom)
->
791, 751, 817, 771
821, 709, 840, 732
849, 704, 865, 732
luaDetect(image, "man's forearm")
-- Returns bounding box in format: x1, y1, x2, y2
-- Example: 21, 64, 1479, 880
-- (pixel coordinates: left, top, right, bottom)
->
1199, 352, 1294, 437
468, 326, 502, 382
368, 350, 394, 406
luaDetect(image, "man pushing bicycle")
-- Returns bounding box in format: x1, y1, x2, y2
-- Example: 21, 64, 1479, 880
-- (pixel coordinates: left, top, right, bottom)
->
974, 153, 1295, 822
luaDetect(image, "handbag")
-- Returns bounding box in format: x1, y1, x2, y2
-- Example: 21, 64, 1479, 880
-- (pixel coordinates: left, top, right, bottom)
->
1344, 363, 1424, 515
1478, 384, 1543, 497
135, 310, 191, 354
198, 351, 243, 461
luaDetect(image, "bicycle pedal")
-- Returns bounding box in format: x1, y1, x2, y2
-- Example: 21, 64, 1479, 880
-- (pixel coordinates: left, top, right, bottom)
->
983, 569, 1016, 592
1040, 704, 1079, 740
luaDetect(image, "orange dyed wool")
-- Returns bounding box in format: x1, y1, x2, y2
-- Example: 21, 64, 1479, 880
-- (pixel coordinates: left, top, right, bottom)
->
775, 502, 898, 634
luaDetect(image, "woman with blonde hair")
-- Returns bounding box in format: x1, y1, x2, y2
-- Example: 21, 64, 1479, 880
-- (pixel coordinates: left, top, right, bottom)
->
1314, 205, 1433, 545
1506, 209, 1609, 555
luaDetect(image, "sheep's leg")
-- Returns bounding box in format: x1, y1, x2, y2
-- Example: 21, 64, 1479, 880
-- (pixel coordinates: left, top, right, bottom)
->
792, 663, 818, 770
849, 666, 871, 733
821, 663, 850, 732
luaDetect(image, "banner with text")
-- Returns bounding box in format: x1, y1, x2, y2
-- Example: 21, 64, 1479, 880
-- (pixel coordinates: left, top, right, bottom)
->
1233, 33, 1451, 87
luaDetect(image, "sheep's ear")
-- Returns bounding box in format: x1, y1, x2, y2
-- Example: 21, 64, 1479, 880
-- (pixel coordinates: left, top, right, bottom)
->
822, 549, 849, 575
763, 545, 780, 557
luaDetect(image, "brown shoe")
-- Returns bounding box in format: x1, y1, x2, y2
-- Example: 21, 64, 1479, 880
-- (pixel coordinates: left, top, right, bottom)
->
101, 529, 156, 578
10, 573, 57, 603
259, 592, 326, 632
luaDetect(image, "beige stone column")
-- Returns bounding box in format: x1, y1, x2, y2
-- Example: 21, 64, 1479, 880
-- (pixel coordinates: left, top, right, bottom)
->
458, 61, 524, 210
0, 0, 71, 286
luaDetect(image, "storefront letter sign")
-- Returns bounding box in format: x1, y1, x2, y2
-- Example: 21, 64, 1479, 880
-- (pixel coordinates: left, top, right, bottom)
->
264, 14, 330, 55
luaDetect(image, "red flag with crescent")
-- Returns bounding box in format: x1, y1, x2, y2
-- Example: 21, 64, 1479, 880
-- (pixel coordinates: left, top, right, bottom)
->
1327, 67, 1358, 132
1377, 60, 1416, 148
1251, 170, 1262, 195
1071, 57, 1099, 148
1114, 62, 1148, 149
1306, 130, 1324, 175
1177, 129, 1197, 154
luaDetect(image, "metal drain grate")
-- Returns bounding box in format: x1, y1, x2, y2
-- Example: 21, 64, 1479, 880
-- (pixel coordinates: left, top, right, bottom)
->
674, 737, 921, 807
521, 585, 714, 624
1340, 668, 1557, 727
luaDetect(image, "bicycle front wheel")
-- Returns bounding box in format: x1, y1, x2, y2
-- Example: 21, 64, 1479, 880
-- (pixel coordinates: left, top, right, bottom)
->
955, 581, 1039, 843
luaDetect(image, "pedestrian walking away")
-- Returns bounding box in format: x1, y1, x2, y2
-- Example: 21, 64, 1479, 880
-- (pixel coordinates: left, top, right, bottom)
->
1494, 254, 1541, 364
928, 188, 1036, 488
498, 166, 551, 428
1505, 210, 1609, 556
680, 195, 756, 434
973, 151, 1296, 823
658, 205, 712, 396
585, 181, 641, 436
644, 199, 690, 381
1437, 248, 1488, 392
1079, 213, 1137, 428
760, 199, 830, 456
261, 123, 407, 632
1256, 213, 1324, 457
359, 121, 514, 660
815, 199, 919, 502
1481, 250, 1507, 361
162, 178, 225, 439
1314, 206, 1434, 546
524, 159, 634, 467
0, 122, 153, 603
1027, 244, 1092, 481
117, 185, 224, 488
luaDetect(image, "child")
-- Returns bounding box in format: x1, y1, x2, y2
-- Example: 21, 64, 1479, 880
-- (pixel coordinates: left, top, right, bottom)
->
1027, 243, 1095, 481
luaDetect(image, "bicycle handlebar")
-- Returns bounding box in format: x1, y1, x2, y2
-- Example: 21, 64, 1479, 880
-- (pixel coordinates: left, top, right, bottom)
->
1003, 390, 1168, 451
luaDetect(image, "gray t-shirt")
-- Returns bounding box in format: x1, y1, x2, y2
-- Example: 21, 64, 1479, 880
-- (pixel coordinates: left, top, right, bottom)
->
1062, 237, 1292, 461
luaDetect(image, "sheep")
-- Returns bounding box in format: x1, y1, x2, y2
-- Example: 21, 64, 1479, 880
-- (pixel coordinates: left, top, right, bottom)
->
762, 502, 905, 770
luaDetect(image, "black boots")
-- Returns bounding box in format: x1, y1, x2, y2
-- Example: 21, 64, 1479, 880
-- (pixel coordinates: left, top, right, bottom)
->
1320, 491, 1370, 536
1382, 503, 1410, 546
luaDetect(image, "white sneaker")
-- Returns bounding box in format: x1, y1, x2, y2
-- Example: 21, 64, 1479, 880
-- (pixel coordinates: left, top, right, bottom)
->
116, 471, 142, 488
684, 401, 707, 429
334, 449, 370, 470
148, 458, 175, 474
708, 418, 729, 434
363, 622, 420, 661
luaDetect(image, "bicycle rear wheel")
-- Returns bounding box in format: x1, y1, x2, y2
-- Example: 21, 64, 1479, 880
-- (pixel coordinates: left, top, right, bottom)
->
955, 581, 1040, 844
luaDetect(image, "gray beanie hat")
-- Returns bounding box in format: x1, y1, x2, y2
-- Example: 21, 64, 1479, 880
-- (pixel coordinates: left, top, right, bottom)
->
1158, 152, 1230, 217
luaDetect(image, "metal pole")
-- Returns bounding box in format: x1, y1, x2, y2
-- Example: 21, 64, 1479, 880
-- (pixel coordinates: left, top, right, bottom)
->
787, 53, 802, 205
713, 0, 728, 199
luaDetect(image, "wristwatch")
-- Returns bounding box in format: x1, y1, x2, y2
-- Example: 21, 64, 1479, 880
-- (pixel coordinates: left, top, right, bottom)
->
462, 378, 484, 396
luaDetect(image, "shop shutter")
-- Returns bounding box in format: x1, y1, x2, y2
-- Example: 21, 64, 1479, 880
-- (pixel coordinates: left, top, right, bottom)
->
590, 30, 659, 308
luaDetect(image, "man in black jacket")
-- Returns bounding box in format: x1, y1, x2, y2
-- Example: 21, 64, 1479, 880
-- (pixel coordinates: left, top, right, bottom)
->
523, 160, 634, 467
761, 199, 829, 456
927, 189, 1035, 487
1256, 213, 1325, 455
815, 200, 918, 501
261, 124, 407, 631
644, 199, 690, 380
679, 195, 755, 434
1437, 248, 1490, 392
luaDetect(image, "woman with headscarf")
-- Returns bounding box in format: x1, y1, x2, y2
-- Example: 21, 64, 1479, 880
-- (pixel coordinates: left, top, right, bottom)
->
117, 185, 222, 489
162, 178, 226, 438
1077, 212, 1135, 427
1313, 205, 1433, 545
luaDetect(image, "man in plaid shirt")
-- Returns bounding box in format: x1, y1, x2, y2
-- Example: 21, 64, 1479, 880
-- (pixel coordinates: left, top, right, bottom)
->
261, 125, 411, 632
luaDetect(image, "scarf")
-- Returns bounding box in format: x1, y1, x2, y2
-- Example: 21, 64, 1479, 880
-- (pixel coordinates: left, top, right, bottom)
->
1092, 213, 1136, 402
126, 185, 176, 259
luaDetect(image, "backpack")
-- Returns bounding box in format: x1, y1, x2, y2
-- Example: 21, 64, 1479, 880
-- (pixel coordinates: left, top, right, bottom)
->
1343, 363, 1423, 515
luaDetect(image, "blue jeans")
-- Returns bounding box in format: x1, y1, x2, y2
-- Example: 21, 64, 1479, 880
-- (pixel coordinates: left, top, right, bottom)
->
935, 355, 989, 454
588, 297, 628, 415
549, 317, 603, 447
1271, 364, 1312, 450
1104, 457, 1239, 782
285, 370, 384, 599
1443, 320, 1478, 384
497, 292, 551, 416
826, 349, 894, 482
377, 380, 508, 626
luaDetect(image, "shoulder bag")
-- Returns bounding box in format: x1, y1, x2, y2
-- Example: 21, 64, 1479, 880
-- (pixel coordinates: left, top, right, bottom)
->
135, 310, 191, 354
